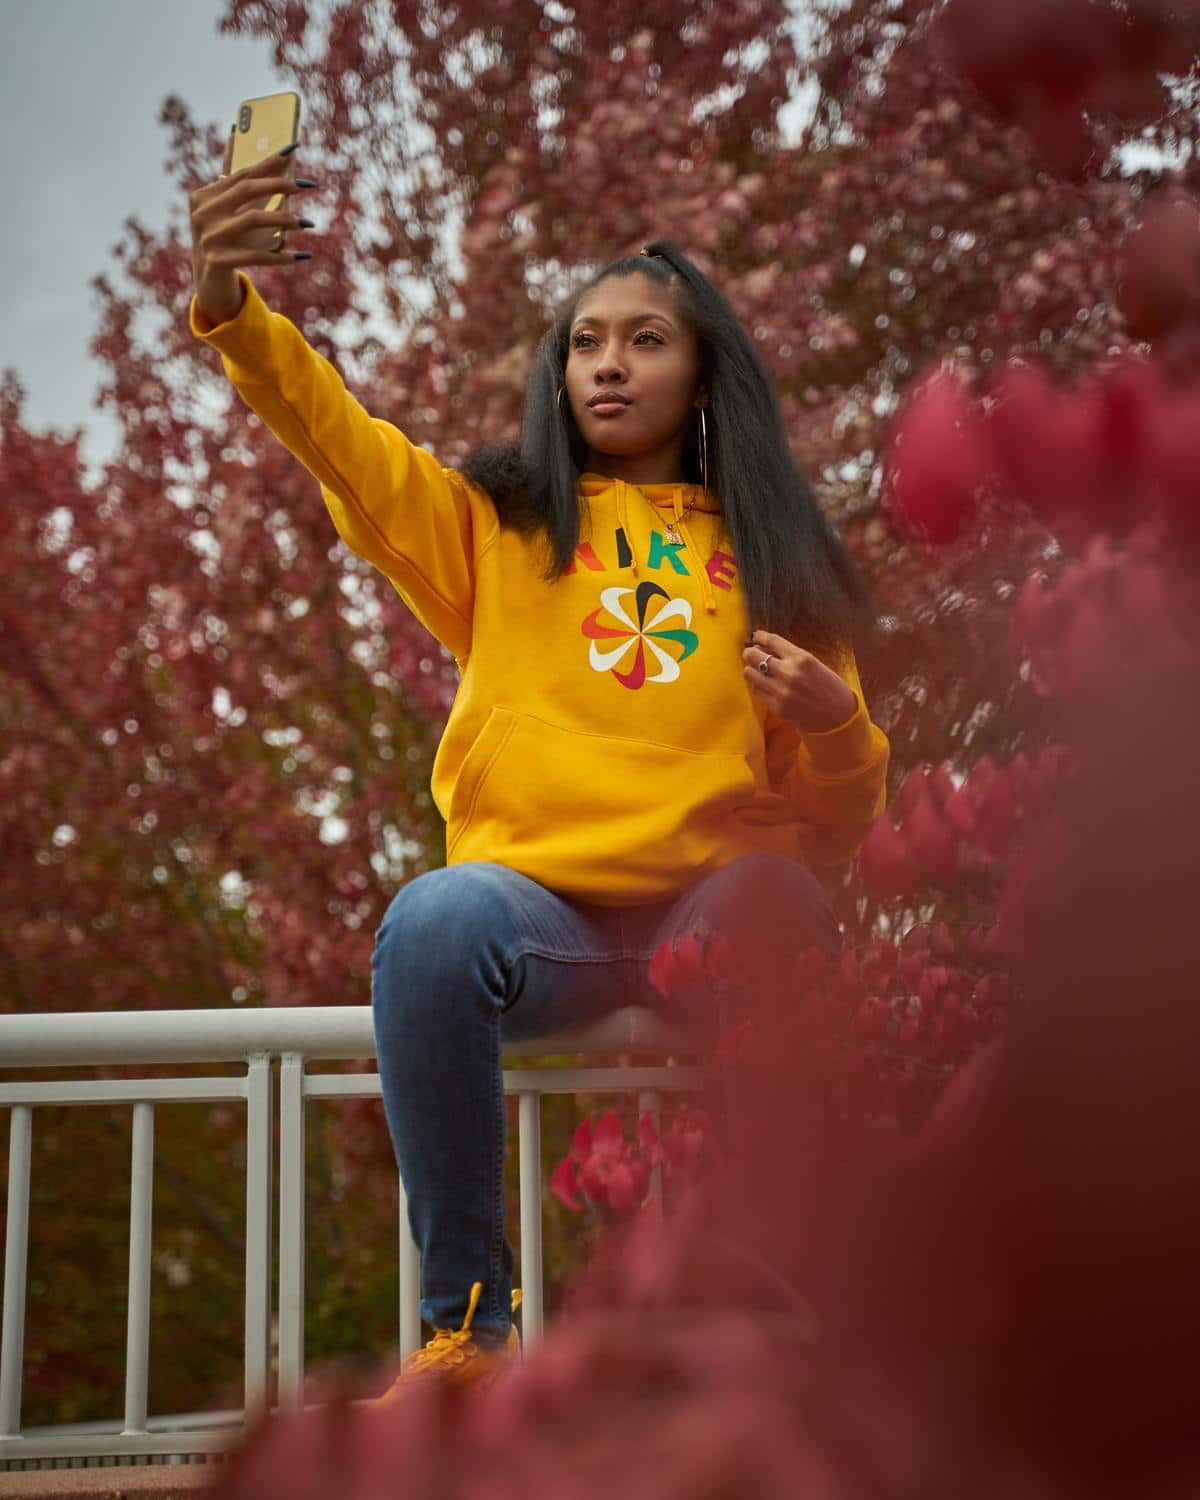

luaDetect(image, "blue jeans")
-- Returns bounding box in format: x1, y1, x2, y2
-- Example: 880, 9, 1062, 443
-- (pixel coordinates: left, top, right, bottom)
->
369, 852, 842, 1342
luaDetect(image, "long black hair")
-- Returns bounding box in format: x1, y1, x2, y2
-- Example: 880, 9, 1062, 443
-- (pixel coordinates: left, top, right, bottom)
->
460, 240, 880, 662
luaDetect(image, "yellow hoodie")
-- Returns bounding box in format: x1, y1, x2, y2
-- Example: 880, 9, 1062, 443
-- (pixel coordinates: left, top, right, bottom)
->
190, 274, 889, 906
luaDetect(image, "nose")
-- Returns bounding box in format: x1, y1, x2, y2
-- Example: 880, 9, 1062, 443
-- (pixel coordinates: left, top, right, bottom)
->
593, 340, 628, 384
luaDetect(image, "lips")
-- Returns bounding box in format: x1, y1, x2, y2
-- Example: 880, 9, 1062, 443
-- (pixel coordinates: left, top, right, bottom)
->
587, 392, 632, 408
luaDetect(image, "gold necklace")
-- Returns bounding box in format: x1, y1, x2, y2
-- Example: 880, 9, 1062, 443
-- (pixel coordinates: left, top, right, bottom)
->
663, 489, 697, 546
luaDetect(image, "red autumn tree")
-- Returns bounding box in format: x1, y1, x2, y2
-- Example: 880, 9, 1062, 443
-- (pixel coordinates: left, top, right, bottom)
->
7, 0, 1193, 1025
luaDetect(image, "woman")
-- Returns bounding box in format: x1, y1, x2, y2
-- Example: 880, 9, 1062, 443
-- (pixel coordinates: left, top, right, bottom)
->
188, 138, 890, 1400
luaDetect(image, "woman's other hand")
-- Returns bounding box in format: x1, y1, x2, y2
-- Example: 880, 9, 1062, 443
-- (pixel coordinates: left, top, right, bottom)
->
743, 629, 860, 733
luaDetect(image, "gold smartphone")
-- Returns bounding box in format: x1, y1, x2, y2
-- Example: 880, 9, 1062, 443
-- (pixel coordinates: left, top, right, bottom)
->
230, 92, 301, 250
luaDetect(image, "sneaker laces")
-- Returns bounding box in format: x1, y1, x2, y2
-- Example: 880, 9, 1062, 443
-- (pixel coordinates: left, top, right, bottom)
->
400, 1281, 520, 1376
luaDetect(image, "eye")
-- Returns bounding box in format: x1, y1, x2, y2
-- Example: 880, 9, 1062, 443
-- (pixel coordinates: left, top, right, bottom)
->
570, 330, 665, 348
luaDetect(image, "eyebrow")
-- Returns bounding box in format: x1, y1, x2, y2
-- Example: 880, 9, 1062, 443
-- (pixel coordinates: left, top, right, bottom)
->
570, 312, 677, 331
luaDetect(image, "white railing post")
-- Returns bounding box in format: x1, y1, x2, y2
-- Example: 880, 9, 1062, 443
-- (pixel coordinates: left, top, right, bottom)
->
517, 1092, 543, 1347
277, 1053, 305, 1412
397, 1172, 421, 1359
243, 1054, 273, 1421
121, 1102, 154, 1435
0, 1104, 32, 1438
638, 1089, 664, 1221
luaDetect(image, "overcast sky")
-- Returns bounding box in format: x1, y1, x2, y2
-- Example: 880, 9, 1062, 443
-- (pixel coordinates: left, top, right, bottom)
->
2, 1, 1174, 488
2, 0, 284, 479
0, 2, 817, 488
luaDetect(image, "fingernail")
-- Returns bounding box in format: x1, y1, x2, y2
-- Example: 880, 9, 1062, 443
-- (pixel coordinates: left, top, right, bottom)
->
295, 177, 318, 189
293, 251, 313, 261
277, 141, 299, 157
296, 217, 315, 229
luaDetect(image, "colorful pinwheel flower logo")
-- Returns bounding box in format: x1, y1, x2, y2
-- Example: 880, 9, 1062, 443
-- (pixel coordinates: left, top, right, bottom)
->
581, 582, 699, 690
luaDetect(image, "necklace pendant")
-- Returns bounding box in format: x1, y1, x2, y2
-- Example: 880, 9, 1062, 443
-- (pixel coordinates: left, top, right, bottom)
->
665, 523, 682, 545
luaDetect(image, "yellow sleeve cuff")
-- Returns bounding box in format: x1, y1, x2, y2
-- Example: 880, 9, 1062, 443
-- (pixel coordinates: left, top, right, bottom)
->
798, 694, 878, 774
188, 273, 274, 380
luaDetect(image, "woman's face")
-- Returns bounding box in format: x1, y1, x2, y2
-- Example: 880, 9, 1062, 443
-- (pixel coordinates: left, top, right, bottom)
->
564, 271, 705, 484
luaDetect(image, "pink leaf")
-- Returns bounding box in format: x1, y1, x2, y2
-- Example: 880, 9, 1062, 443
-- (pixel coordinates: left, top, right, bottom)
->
860, 816, 918, 900
592, 1110, 624, 1164
974, 777, 1019, 860
672, 933, 706, 989
549, 1156, 582, 1212
627, 1156, 651, 1206
704, 934, 734, 982
578, 1154, 607, 1205
605, 1161, 636, 1216
647, 939, 677, 998
884, 368, 987, 546
907, 798, 960, 886
647, 932, 706, 996
570, 1116, 593, 1161
928, 763, 957, 809
894, 764, 932, 821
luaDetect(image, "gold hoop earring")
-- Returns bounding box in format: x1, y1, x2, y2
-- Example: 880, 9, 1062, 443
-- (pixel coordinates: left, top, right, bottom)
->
699, 406, 709, 494
557, 385, 567, 415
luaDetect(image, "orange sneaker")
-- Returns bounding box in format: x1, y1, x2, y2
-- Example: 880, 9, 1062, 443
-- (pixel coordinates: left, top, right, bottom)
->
369, 1282, 523, 1409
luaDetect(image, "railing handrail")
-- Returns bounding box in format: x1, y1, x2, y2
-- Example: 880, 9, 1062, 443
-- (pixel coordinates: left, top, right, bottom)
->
0, 1004, 708, 1069
1, 1003, 712, 1463
0, 1005, 374, 1068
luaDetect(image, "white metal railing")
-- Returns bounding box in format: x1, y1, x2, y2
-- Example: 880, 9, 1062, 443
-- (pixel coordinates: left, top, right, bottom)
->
0, 1005, 710, 1465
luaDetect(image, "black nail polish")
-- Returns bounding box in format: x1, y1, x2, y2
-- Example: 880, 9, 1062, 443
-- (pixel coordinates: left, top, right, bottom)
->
294, 177, 318, 189
277, 141, 300, 157
296, 217, 315, 229
293, 251, 313, 261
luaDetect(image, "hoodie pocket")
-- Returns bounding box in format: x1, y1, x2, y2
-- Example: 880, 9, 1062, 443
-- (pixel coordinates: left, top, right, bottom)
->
445, 706, 767, 899
445, 705, 521, 858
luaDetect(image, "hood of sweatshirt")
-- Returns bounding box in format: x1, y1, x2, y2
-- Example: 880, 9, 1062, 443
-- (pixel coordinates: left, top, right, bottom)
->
578, 470, 724, 618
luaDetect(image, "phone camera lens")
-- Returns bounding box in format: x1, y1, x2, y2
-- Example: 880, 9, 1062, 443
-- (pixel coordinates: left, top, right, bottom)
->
238, 106, 252, 132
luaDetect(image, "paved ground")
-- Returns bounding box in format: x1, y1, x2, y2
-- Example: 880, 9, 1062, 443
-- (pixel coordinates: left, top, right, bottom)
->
0, 1466, 219, 1498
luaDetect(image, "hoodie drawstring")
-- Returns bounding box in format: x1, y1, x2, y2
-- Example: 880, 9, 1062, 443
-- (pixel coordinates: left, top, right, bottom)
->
616, 479, 639, 579
672, 485, 717, 616
614, 479, 717, 615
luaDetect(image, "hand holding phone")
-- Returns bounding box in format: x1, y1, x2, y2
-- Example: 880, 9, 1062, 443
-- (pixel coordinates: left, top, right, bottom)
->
188, 92, 314, 326
228, 92, 301, 247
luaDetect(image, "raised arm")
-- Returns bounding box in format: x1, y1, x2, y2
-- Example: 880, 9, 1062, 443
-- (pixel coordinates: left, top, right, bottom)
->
187, 137, 497, 660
